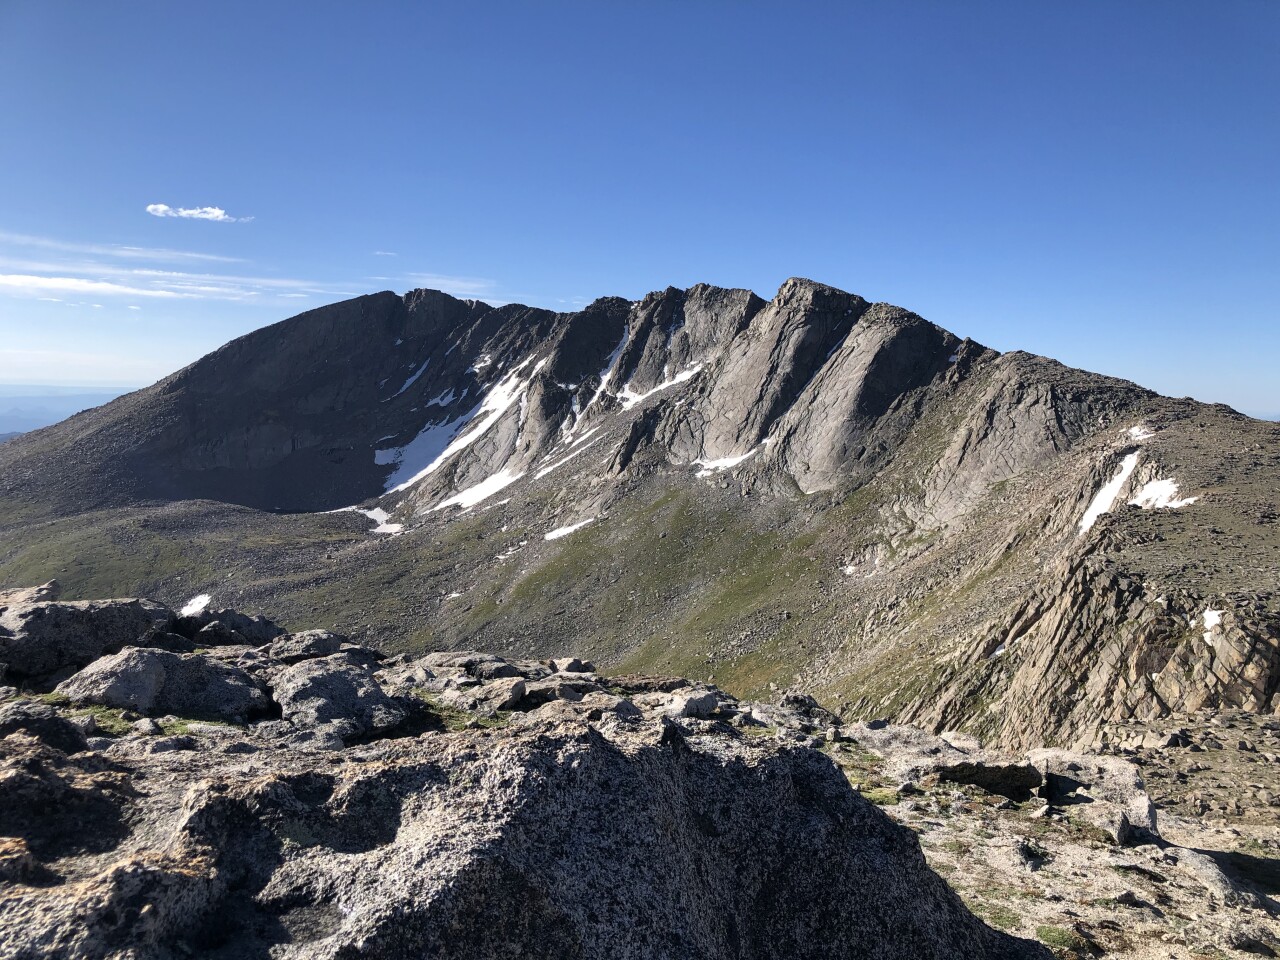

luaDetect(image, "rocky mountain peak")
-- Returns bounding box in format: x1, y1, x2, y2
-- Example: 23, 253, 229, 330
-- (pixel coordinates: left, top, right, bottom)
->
1, 277, 1276, 764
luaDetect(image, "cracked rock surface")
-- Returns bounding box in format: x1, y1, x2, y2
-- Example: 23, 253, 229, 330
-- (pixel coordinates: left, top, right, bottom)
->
0, 594, 1044, 960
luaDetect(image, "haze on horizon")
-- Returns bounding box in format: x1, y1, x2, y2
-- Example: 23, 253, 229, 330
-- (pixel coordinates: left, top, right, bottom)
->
1, 1, 1277, 418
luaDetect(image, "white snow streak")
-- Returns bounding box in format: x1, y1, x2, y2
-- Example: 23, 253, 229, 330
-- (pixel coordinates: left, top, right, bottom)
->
586, 333, 629, 411
617, 362, 703, 410
430, 468, 524, 511
570, 426, 602, 448
544, 517, 597, 540
1128, 425, 1155, 441
1129, 478, 1198, 510
379, 415, 473, 491
392, 357, 430, 397
534, 437, 603, 479
1078, 452, 1139, 535
694, 446, 759, 478
382, 356, 543, 494
495, 540, 528, 561
179, 594, 211, 617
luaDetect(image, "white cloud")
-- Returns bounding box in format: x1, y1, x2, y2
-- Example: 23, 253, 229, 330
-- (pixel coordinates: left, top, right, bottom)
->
0, 257, 349, 304
0, 228, 362, 309
373, 250, 398, 257
0, 274, 189, 298
145, 203, 252, 223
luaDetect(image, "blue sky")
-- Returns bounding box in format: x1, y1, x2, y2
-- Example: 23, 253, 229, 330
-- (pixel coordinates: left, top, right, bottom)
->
1, 2, 1277, 416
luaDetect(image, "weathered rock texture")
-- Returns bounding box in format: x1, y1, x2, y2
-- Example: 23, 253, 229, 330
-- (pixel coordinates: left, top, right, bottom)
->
0, 596, 1045, 960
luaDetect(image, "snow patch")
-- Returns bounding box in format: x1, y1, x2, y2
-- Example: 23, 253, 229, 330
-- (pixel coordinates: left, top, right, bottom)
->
617, 362, 703, 410
1202, 608, 1224, 644
179, 594, 211, 617
694, 446, 759, 478
426, 387, 456, 407
948, 353, 960, 363
392, 357, 430, 397
1128, 425, 1155, 441
379, 414, 473, 491
1078, 452, 1139, 535
545, 517, 597, 540
382, 356, 543, 494
495, 540, 527, 561
352, 507, 403, 535
1129, 478, 1198, 510
430, 468, 524, 511
990, 643, 1007, 658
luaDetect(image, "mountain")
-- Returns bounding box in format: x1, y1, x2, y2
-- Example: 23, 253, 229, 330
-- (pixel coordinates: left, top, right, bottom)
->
1, 279, 1276, 751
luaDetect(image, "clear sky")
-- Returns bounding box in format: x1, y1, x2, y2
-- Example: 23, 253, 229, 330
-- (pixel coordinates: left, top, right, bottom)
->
1, 2, 1277, 416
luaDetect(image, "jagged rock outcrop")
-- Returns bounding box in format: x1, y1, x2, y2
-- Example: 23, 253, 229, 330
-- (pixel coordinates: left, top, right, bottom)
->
0, 594, 1046, 959
906, 543, 1280, 750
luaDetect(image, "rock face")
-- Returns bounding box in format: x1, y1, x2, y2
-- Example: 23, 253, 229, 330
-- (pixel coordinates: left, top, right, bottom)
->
0, 595, 1045, 960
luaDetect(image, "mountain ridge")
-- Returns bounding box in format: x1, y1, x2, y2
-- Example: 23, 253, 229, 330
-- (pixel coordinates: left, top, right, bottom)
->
1, 278, 1276, 753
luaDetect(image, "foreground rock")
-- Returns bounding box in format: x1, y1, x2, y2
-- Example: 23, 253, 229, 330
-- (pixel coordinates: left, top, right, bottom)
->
0, 595, 1044, 959
55, 647, 270, 723
0, 598, 173, 686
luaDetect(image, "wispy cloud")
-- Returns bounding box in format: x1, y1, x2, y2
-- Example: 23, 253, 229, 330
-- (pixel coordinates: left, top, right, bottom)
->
0, 232, 352, 304
372, 250, 398, 257
0, 274, 189, 298
145, 204, 252, 223
0, 230, 241, 264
